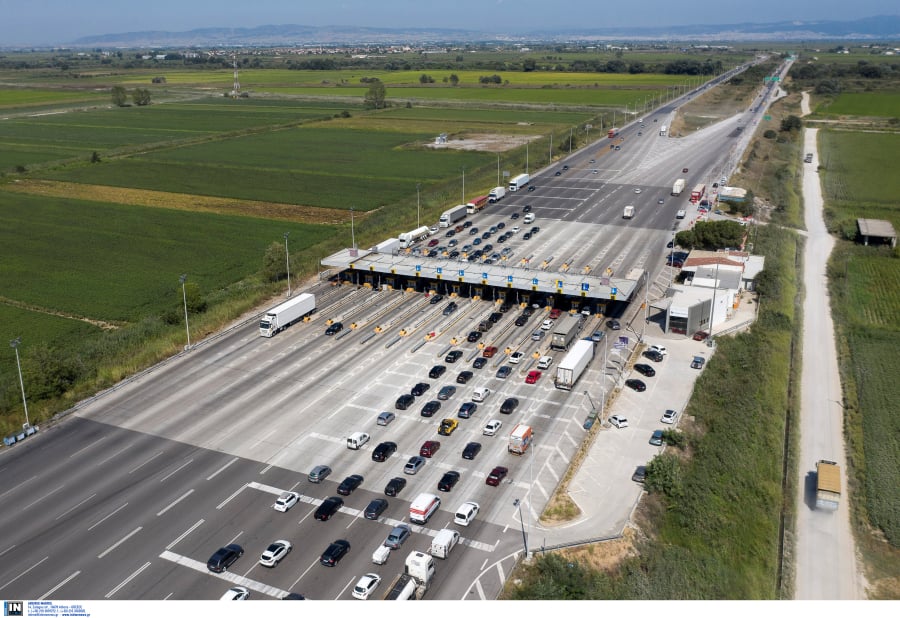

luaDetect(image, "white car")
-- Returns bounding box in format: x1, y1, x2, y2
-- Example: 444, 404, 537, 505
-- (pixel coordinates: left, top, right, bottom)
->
649, 345, 668, 356
352, 573, 382, 600
540, 319, 554, 331
634, 188, 642, 193
511, 226, 520, 233
220, 586, 250, 600
259, 540, 292, 567
509, 351, 524, 364
483, 419, 503, 436
609, 415, 629, 429
273, 491, 300, 512
661, 409, 679, 424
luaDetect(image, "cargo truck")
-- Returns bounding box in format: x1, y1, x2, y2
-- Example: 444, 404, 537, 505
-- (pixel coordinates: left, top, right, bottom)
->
259, 293, 316, 337
508, 173, 530, 192
439, 205, 468, 227
508, 424, 533, 455
659, 125, 668, 136
815, 460, 841, 511
623, 205, 635, 219
550, 314, 582, 351
466, 195, 490, 214
554, 339, 595, 390
374, 238, 401, 254
399, 226, 431, 248
671, 178, 686, 196
488, 186, 506, 203
607, 128, 620, 138
383, 551, 435, 600
690, 184, 706, 203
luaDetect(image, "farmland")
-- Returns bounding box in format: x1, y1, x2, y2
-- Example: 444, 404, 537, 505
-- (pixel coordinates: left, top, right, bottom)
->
816, 92, 900, 118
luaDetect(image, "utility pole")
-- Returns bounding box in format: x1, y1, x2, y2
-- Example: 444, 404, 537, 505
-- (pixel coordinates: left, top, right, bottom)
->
10, 337, 29, 428
179, 274, 191, 350
350, 207, 356, 249
284, 232, 291, 297
416, 183, 421, 228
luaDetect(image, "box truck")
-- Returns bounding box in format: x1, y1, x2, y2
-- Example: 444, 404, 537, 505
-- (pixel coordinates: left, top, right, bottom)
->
488, 186, 506, 203
259, 293, 316, 337
623, 205, 635, 219
508, 424, 534, 455
671, 178, 685, 196
554, 339, 595, 390
374, 237, 401, 254
815, 460, 841, 511
508, 173, 530, 192
550, 314, 582, 351
439, 205, 467, 228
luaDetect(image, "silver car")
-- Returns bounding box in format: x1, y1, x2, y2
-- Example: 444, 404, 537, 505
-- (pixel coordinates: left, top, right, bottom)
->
383, 524, 411, 549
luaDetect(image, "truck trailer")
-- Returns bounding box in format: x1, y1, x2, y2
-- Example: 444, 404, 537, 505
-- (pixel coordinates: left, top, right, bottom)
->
815, 460, 841, 511
508, 424, 533, 455
259, 293, 316, 337
466, 195, 490, 214
384, 551, 436, 600
550, 314, 582, 351
623, 205, 635, 219
399, 226, 431, 248
508, 173, 530, 192
555, 339, 595, 390
488, 186, 506, 203
439, 205, 468, 227
671, 178, 686, 196
373, 238, 401, 254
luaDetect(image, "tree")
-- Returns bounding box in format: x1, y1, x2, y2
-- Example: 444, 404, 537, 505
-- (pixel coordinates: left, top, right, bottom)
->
132, 88, 151, 106
419, 74, 434, 84
780, 115, 802, 132
523, 58, 536, 72
448, 73, 459, 86
262, 241, 287, 282
111, 85, 127, 107
363, 80, 386, 109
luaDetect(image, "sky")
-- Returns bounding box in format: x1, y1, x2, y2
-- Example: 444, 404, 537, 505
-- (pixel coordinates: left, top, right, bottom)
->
0, 0, 894, 46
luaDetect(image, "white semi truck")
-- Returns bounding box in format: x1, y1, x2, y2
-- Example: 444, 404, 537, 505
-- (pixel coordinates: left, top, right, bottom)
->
672, 178, 686, 196
554, 339, 595, 390
399, 226, 431, 248
439, 205, 467, 228
259, 293, 316, 337
508, 173, 530, 192
383, 551, 436, 600
488, 186, 506, 203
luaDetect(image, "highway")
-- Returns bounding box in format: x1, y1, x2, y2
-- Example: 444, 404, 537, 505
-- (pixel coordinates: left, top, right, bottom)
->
0, 63, 775, 602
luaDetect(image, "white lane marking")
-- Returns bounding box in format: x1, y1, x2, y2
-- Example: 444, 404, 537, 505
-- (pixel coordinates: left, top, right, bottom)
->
159, 458, 194, 483
206, 457, 238, 481
95, 443, 132, 467
0, 475, 37, 500
216, 484, 248, 510
129, 451, 163, 474
495, 560, 506, 582
105, 561, 151, 599
291, 559, 319, 592
97, 526, 143, 559
166, 519, 205, 551
54, 493, 97, 521
0, 545, 14, 558
157, 489, 195, 517
0, 556, 49, 592
67, 435, 108, 459
334, 576, 355, 600
22, 484, 65, 511
87, 502, 128, 531
474, 578, 486, 600
39, 571, 80, 600
260, 464, 273, 474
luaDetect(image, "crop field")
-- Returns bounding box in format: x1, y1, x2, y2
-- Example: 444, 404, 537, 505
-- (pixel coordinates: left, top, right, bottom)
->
0, 88, 106, 108
0, 190, 335, 322
38, 126, 494, 210
816, 92, 900, 118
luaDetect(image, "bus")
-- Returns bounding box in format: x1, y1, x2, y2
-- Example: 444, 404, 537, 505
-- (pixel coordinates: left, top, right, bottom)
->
690, 184, 706, 203
607, 128, 619, 138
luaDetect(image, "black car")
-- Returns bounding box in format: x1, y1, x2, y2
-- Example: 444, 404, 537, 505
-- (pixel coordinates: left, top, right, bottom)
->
421, 400, 441, 417
445, 351, 463, 363
523, 204, 532, 213
395, 394, 415, 410
384, 476, 407, 497
364, 498, 388, 520
442, 302, 458, 316
511, 212, 520, 219
634, 363, 656, 377
458, 402, 478, 419
428, 365, 446, 379
457, 371, 474, 384
607, 319, 621, 330
429, 294, 444, 304
314, 497, 344, 521
469, 227, 479, 235
337, 474, 364, 496
448, 250, 460, 259
473, 357, 488, 369
522, 306, 535, 317
445, 230, 455, 238
500, 397, 519, 414
555, 171, 561, 176
496, 366, 512, 379
625, 379, 647, 392
319, 539, 350, 567
482, 231, 491, 239
499, 302, 513, 313
437, 471, 461, 492
483, 244, 493, 253
530, 227, 540, 235
467, 331, 482, 343
514, 315, 529, 327
489, 312, 503, 323
462, 442, 482, 460
527, 185, 536, 191
642, 350, 664, 363
207, 544, 244, 573
522, 232, 532, 240
372, 442, 397, 462
324, 322, 343, 336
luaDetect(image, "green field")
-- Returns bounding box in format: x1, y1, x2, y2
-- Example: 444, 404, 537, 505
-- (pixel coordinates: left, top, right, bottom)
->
0, 88, 107, 108
817, 92, 900, 117
0, 190, 335, 322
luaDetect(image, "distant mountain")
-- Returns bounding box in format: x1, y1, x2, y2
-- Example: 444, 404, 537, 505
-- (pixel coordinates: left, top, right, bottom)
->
68, 15, 900, 48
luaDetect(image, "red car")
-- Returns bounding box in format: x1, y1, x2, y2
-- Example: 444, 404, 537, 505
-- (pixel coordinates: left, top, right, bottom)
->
482, 346, 498, 358
427, 238, 440, 247
548, 308, 561, 319
486, 466, 508, 486
525, 370, 542, 384
692, 331, 709, 341
419, 440, 441, 458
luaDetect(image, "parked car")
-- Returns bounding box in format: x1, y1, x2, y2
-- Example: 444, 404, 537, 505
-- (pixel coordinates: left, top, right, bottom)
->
259, 540, 292, 568
607, 319, 621, 330
692, 331, 709, 341
462, 442, 482, 460
438, 385, 457, 400
437, 471, 461, 492
429, 365, 447, 379
372, 441, 397, 462
445, 350, 463, 363
395, 394, 415, 410
319, 539, 350, 566
207, 544, 244, 573
632, 465, 647, 483
411, 382, 430, 396
483, 419, 502, 436
438, 418, 459, 436
500, 397, 519, 414
633, 363, 656, 377
661, 409, 679, 424
383, 524, 411, 549
420, 440, 441, 457
486, 466, 509, 486
421, 400, 441, 417
377, 411, 396, 426
625, 379, 647, 392
649, 430, 665, 446
273, 491, 299, 512
385, 476, 408, 495
337, 474, 364, 496
403, 456, 426, 475
609, 414, 629, 429
457, 371, 473, 384
364, 498, 388, 520
525, 370, 542, 384
314, 497, 344, 521
642, 350, 664, 363
458, 402, 478, 419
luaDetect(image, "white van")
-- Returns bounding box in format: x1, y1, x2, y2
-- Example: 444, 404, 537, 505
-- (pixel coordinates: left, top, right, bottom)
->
346, 432, 370, 450
472, 387, 491, 403
453, 501, 480, 527
409, 493, 441, 524
429, 529, 460, 559
523, 213, 535, 224
537, 356, 553, 370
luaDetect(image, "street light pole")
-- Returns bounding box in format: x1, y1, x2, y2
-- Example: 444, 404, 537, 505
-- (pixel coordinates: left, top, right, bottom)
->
179, 274, 191, 350
10, 337, 30, 428
513, 499, 529, 556
284, 232, 292, 297
350, 207, 356, 249
416, 183, 421, 228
